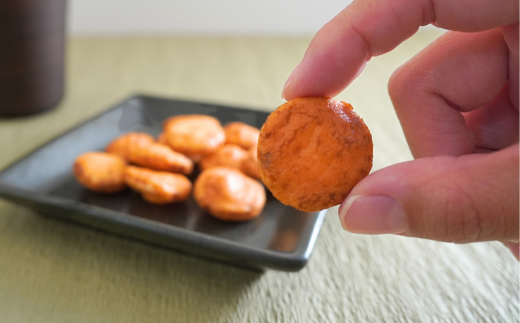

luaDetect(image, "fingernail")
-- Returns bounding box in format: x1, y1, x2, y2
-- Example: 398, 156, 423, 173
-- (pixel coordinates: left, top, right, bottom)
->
338, 195, 405, 234
282, 62, 301, 100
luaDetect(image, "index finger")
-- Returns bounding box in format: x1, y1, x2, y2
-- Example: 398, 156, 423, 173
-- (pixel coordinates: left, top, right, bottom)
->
282, 0, 519, 100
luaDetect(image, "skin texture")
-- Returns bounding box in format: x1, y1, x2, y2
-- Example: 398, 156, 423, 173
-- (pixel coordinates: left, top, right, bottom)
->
199, 144, 249, 171
258, 97, 373, 212
163, 115, 226, 159
105, 132, 155, 159
194, 167, 266, 221
124, 166, 192, 204
73, 152, 127, 193
281, 0, 519, 258
224, 122, 260, 150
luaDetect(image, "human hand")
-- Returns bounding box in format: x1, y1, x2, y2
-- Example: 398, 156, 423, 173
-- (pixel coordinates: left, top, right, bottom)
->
282, 0, 519, 259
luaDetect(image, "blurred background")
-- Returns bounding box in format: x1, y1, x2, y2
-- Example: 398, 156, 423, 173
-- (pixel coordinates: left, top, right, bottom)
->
1, 1, 517, 323
70, 0, 353, 36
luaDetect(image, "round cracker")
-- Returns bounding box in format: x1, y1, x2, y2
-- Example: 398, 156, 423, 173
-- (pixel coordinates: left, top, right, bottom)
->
257, 97, 372, 212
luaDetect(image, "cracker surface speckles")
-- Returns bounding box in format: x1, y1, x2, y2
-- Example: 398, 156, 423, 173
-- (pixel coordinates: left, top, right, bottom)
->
257, 97, 373, 212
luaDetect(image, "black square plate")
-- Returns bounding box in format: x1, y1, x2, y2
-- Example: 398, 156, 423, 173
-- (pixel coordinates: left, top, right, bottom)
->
0, 95, 326, 271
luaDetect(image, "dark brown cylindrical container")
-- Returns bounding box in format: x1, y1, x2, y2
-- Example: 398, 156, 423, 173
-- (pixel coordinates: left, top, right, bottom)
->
0, 0, 66, 117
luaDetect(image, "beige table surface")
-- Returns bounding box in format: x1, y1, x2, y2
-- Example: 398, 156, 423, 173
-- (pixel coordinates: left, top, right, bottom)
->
0, 30, 518, 322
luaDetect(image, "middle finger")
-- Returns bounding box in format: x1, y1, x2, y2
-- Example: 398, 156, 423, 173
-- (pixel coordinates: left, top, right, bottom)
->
388, 29, 509, 158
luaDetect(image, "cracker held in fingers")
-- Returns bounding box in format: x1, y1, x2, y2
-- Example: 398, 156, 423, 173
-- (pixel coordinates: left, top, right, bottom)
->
257, 97, 373, 212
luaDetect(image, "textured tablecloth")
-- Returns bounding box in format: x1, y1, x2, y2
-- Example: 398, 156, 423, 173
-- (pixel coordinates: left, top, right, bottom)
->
0, 30, 518, 322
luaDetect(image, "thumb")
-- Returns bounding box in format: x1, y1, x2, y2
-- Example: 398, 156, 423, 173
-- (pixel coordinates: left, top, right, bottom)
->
338, 144, 519, 243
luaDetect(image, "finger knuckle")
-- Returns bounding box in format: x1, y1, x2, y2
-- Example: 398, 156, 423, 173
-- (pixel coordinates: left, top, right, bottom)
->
388, 65, 408, 105
388, 59, 435, 110
442, 181, 484, 244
